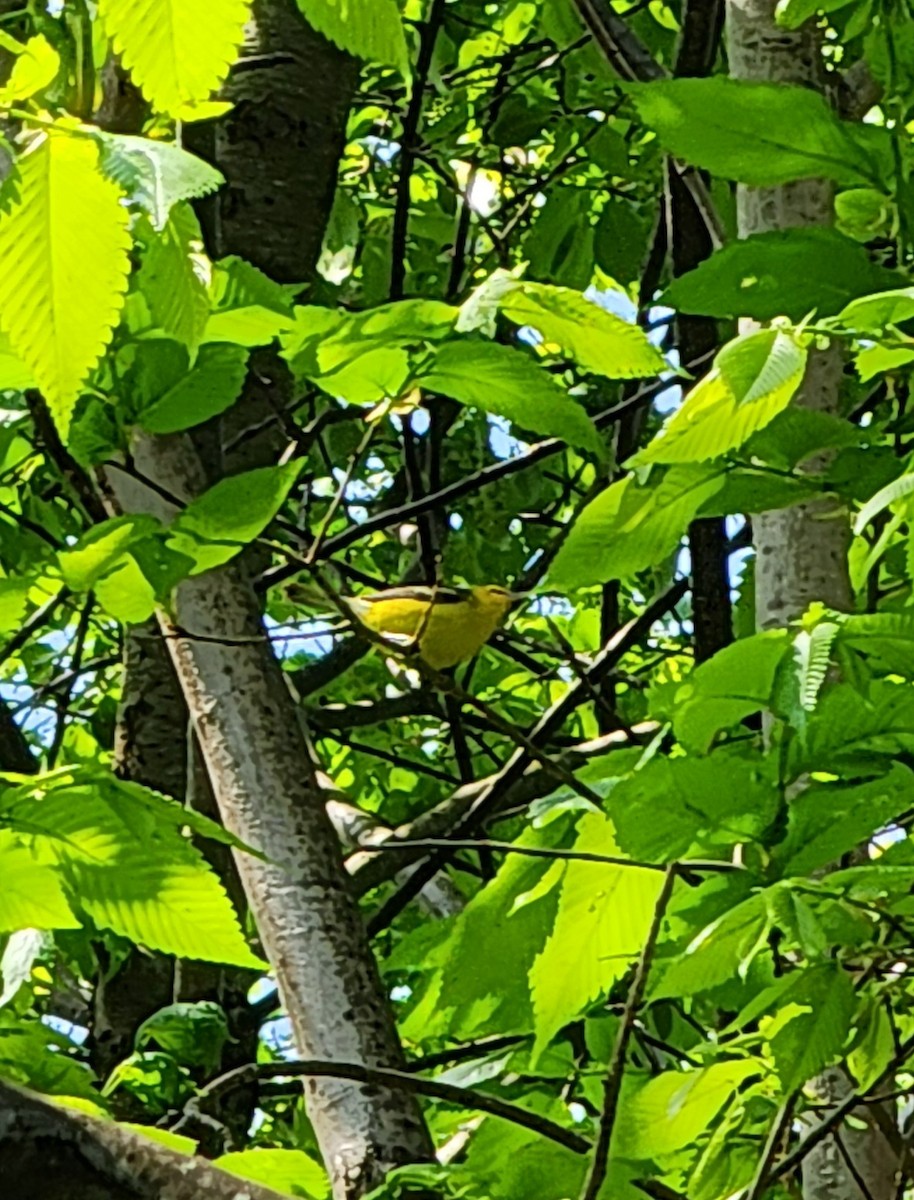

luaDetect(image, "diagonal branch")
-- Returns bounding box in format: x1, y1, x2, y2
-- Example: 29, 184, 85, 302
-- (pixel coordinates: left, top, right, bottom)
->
186, 1059, 591, 1156
364, 578, 689, 932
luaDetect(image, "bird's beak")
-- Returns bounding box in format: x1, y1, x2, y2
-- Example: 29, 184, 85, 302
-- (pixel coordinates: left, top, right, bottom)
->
508, 591, 532, 602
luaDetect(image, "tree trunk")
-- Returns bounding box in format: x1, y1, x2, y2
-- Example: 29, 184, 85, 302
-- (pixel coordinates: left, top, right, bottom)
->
671, 0, 732, 664
99, 6, 429, 1190
0, 1079, 289, 1200
726, 1, 899, 1195
108, 438, 434, 1200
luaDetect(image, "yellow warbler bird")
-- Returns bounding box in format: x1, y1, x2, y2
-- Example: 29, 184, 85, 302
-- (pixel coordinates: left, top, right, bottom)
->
346, 585, 525, 669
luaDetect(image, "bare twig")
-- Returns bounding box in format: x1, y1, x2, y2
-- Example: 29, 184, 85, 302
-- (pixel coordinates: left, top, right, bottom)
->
362, 837, 740, 876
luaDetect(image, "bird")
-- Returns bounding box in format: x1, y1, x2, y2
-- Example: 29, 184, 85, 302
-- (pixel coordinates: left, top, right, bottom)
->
346, 584, 527, 669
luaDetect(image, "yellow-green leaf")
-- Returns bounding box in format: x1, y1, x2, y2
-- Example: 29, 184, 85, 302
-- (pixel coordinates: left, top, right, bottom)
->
98, 0, 252, 118
0, 130, 131, 433
0, 832, 81, 933
0, 35, 60, 104
215, 1149, 329, 1199
528, 812, 664, 1061
633, 330, 807, 465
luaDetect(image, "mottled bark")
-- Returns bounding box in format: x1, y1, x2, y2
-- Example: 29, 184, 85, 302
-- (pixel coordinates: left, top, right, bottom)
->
108, 441, 434, 1200
727, 0, 853, 627
103, 0, 360, 1145
0, 1079, 288, 1200
727, 1, 898, 1196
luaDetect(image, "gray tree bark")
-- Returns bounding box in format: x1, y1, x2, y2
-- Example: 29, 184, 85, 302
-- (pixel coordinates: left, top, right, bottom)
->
107, 438, 434, 1200
727, 1, 900, 1195
0, 1079, 288, 1200
98, 5, 436, 1194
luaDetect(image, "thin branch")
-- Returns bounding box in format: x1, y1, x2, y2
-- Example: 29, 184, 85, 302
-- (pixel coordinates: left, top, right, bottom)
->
571, 0, 725, 248
770, 1032, 914, 1186
0, 588, 69, 669
744, 1096, 796, 1200
362, 837, 740, 876
408, 1035, 526, 1073
390, 0, 448, 299
346, 724, 659, 894
26, 392, 109, 525
260, 370, 701, 591
365, 579, 688, 932
0, 495, 62, 549
833, 1129, 878, 1200
47, 595, 94, 767
305, 422, 376, 564
579, 865, 677, 1200
185, 1059, 591, 1156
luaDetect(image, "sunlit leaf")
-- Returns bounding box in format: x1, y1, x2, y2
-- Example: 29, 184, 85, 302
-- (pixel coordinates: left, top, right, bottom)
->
98, 0, 251, 117
0, 129, 131, 433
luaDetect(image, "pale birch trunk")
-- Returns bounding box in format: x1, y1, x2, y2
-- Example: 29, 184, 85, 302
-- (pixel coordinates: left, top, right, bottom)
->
99, 4, 436, 1190
727, 1, 899, 1194
108, 439, 434, 1200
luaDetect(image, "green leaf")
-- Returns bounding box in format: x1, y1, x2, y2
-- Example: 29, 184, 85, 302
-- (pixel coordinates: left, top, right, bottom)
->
295, 0, 409, 77
528, 812, 665, 1060
793, 618, 841, 712
753, 964, 855, 1092
459, 1115, 588, 1200
138, 343, 249, 434
667, 632, 790, 752
547, 466, 724, 589
774, 764, 914, 877
652, 888, 771, 999
98, 0, 251, 118
838, 287, 914, 334
0, 35, 60, 104
0, 832, 80, 933
136, 1002, 229, 1071
135, 206, 211, 352
626, 78, 889, 188
214, 1149, 329, 1200
402, 823, 571, 1043
5, 785, 264, 968
776, 0, 857, 29
853, 468, 914, 533
281, 300, 457, 404
0, 129, 131, 433
839, 611, 914, 675
96, 134, 224, 230
634, 330, 807, 466
0, 1013, 98, 1099
167, 461, 303, 575
615, 1060, 762, 1159
608, 753, 781, 862
0, 330, 34, 391
662, 228, 904, 322
93, 552, 158, 624
0, 577, 37, 636
848, 999, 894, 1090
855, 343, 914, 383
204, 256, 296, 347
595, 201, 652, 286
423, 341, 603, 454
57, 516, 161, 592
497, 282, 664, 379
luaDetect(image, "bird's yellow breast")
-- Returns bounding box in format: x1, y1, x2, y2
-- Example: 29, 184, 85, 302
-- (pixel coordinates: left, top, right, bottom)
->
349, 586, 513, 669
